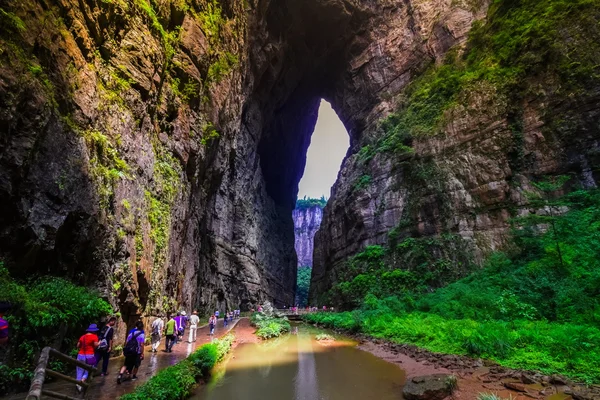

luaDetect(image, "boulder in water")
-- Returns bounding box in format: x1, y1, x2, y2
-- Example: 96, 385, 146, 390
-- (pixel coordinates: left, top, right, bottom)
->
402, 374, 457, 400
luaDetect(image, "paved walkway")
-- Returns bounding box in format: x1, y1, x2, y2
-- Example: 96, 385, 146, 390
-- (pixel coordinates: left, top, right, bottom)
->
7, 318, 240, 400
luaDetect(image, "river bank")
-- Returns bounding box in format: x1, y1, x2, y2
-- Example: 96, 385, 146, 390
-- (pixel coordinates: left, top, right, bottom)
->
348, 333, 600, 399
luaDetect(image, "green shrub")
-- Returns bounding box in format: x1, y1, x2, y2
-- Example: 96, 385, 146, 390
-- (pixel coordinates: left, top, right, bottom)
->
0, 265, 112, 395
250, 312, 291, 339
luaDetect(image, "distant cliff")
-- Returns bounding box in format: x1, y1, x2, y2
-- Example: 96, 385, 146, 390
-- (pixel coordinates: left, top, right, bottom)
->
293, 199, 325, 267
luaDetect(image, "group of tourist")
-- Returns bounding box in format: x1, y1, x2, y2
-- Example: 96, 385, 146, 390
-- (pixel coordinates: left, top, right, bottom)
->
0, 301, 245, 391
72, 308, 242, 389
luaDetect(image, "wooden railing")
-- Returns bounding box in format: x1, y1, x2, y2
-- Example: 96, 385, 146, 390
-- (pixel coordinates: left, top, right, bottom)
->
26, 347, 97, 400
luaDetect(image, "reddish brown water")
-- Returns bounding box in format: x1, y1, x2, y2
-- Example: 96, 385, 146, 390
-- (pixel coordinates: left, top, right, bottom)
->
191, 325, 407, 400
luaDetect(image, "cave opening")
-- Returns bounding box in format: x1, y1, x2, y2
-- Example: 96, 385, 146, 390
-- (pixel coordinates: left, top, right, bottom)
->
248, 0, 377, 307
294, 100, 350, 306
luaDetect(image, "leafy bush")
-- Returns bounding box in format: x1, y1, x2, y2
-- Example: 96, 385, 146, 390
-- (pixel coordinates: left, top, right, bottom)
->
121, 334, 234, 400
0, 265, 112, 394
250, 312, 291, 339
307, 188, 600, 383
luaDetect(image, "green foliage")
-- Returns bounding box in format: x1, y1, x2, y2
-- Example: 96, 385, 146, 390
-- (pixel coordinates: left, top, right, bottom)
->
250, 313, 291, 339
295, 196, 327, 210
376, 0, 600, 153
197, 0, 225, 39
200, 122, 220, 145
0, 8, 26, 33
327, 235, 474, 309
308, 189, 600, 383
121, 334, 234, 400
305, 308, 600, 383
353, 174, 372, 191
296, 267, 311, 307
419, 189, 600, 325
207, 52, 238, 84
83, 129, 130, 209
171, 77, 199, 102
0, 265, 112, 394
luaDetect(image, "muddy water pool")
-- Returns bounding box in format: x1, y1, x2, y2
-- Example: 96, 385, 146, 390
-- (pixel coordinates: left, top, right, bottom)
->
192, 324, 406, 400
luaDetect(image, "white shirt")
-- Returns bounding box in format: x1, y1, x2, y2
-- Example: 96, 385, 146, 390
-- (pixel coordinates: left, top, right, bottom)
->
189, 315, 200, 326
151, 318, 164, 335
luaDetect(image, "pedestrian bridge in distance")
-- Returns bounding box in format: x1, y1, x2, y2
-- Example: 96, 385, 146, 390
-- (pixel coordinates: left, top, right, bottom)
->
274, 309, 314, 321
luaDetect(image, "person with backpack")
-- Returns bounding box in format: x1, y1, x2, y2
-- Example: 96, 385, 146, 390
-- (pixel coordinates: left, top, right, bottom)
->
75, 324, 99, 392
0, 302, 11, 347
173, 312, 182, 345
95, 317, 116, 376
117, 321, 145, 384
178, 311, 187, 342
164, 314, 176, 352
151, 316, 164, 352
0, 302, 11, 367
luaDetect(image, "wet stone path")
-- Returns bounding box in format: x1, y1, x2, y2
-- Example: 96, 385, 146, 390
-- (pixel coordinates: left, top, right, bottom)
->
7, 318, 239, 400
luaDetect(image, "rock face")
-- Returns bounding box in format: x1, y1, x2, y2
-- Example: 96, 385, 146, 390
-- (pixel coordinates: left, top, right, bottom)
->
293, 204, 324, 267
402, 374, 456, 400
1, 0, 599, 329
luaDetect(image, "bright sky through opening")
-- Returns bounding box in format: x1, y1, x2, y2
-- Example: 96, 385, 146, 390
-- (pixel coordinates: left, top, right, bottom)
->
298, 100, 349, 199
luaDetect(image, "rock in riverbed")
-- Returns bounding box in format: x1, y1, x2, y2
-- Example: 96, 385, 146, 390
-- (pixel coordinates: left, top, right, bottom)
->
402, 374, 457, 400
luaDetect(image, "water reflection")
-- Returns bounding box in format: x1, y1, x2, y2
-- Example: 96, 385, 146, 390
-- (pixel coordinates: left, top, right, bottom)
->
294, 330, 318, 400
193, 325, 406, 400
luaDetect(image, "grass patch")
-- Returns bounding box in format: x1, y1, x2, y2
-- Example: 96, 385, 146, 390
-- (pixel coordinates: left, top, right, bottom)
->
120, 334, 234, 400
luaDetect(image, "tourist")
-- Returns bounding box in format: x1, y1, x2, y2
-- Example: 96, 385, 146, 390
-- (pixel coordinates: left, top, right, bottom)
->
164, 314, 176, 353
208, 314, 217, 335
75, 324, 99, 392
151, 316, 164, 352
0, 302, 11, 346
178, 311, 187, 343
223, 312, 228, 327
117, 320, 145, 384
173, 312, 182, 344
95, 317, 116, 376
188, 311, 200, 343
215, 309, 220, 320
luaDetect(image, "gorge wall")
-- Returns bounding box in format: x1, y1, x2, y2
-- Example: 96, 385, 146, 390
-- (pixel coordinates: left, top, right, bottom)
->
293, 201, 324, 268
1, 0, 599, 325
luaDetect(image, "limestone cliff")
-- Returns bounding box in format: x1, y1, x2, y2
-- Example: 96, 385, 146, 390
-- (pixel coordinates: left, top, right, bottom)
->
1, 0, 599, 326
293, 201, 324, 268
